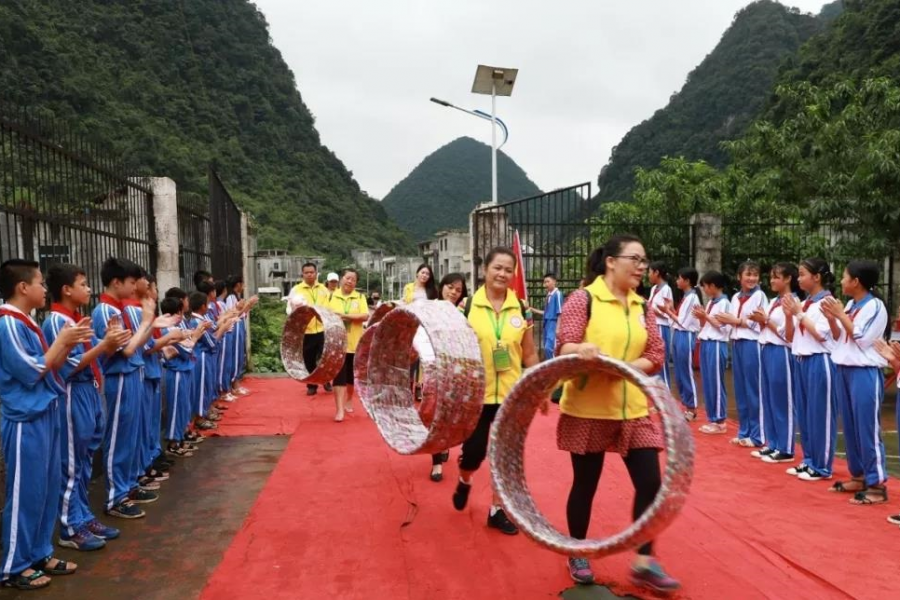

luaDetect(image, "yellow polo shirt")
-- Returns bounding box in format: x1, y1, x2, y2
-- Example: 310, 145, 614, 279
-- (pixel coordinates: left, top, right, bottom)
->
328, 289, 368, 353
290, 282, 330, 335
466, 286, 531, 405
560, 277, 650, 420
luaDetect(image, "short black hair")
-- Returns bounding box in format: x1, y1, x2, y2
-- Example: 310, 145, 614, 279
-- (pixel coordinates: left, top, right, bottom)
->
100, 257, 143, 287
0, 259, 40, 300
189, 291, 209, 313
700, 270, 728, 290
146, 274, 156, 286
226, 274, 243, 291
46, 263, 86, 302
193, 270, 213, 289
197, 281, 215, 295
648, 261, 669, 279
159, 297, 183, 316
301, 262, 317, 272
165, 287, 188, 300
542, 272, 557, 280
215, 280, 226, 295
677, 267, 699, 287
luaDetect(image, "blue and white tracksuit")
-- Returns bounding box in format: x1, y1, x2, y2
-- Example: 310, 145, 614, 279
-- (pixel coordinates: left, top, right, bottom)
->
163, 325, 195, 442
698, 296, 731, 423
142, 338, 163, 471
0, 305, 64, 579
729, 288, 768, 445
187, 313, 217, 418
542, 288, 563, 359
649, 283, 674, 388
43, 312, 104, 538
671, 290, 701, 410
791, 291, 837, 477
759, 296, 798, 456
832, 294, 888, 486
93, 302, 144, 510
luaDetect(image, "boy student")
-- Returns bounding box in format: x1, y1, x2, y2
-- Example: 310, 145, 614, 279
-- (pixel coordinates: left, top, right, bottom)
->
186, 292, 217, 427
160, 296, 199, 457
197, 282, 238, 413
164, 287, 210, 439
0, 259, 93, 590
44, 264, 131, 552
92, 258, 175, 519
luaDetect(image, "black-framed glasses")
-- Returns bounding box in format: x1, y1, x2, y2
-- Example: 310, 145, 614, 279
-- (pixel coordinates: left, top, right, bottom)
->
614, 255, 650, 267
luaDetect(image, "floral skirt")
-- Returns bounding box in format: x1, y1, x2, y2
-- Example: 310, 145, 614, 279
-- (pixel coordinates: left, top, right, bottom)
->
557, 414, 664, 456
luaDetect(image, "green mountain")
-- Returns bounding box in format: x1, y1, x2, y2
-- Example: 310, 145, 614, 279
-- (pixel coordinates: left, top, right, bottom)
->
596, 0, 824, 202
0, 0, 413, 255
381, 137, 542, 240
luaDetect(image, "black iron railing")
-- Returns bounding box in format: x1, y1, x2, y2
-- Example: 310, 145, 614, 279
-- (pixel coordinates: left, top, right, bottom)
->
176, 190, 212, 291
208, 166, 243, 281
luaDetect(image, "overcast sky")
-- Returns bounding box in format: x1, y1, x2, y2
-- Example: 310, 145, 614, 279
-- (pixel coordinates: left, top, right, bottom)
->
253, 0, 826, 199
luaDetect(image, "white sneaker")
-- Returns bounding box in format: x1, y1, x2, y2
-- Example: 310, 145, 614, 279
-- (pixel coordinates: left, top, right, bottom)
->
750, 447, 772, 459
235, 387, 251, 396
786, 464, 808, 476
798, 470, 830, 482
221, 393, 237, 402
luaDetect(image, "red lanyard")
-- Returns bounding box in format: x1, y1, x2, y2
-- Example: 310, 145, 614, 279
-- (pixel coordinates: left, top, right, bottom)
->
99, 294, 134, 331
50, 303, 102, 385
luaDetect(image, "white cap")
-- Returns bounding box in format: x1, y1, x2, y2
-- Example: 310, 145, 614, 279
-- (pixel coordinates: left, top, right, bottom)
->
327, 272, 340, 282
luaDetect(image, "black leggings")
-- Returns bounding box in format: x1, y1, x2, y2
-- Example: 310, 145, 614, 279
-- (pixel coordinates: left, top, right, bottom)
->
303, 332, 324, 389
458, 404, 500, 472
566, 449, 661, 555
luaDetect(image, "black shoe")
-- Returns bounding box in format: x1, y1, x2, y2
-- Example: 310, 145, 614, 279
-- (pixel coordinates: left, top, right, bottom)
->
430, 468, 443, 483
452, 480, 471, 511
487, 508, 519, 535
128, 488, 159, 504
152, 458, 172, 472
324, 383, 333, 393
306, 386, 317, 396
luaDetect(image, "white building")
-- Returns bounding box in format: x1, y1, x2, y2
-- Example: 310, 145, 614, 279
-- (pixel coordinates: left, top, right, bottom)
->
255, 249, 326, 295
418, 229, 471, 284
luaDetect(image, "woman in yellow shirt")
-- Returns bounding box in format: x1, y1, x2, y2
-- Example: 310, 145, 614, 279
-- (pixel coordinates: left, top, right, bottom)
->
328, 269, 369, 422
402, 264, 438, 303
452, 248, 541, 535
555, 234, 679, 592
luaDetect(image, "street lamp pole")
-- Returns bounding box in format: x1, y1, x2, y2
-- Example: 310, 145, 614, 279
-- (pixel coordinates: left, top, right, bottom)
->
491, 80, 498, 205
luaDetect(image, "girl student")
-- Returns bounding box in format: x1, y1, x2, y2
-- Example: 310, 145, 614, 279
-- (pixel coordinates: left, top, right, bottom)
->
452, 247, 541, 536
717, 261, 768, 448
647, 261, 674, 389
821, 260, 889, 504
748, 262, 800, 464
661, 267, 701, 420
555, 235, 679, 592
782, 258, 837, 481
693, 271, 731, 435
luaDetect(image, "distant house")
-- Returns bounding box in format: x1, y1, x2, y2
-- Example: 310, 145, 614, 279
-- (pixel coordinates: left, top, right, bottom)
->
418, 229, 472, 286
255, 249, 326, 295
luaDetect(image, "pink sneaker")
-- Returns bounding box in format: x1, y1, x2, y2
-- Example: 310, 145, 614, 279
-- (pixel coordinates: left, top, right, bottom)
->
566, 557, 594, 585
631, 558, 680, 594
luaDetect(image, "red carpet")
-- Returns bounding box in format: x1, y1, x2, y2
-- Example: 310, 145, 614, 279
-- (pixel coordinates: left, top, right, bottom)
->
202, 377, 900, 599
209, 376, 316, 436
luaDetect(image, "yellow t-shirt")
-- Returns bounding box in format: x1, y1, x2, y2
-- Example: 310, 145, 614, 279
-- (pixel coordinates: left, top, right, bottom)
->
466, 286, 531, 405
560, 277, 650, 420
290, 282, 330, 335
328, 289, 368, 353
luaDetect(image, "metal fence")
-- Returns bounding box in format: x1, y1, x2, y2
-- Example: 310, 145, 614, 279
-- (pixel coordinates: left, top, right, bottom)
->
176, 190, 212, 291
0, 101, 157, 304
209, 166, 244, 281
722, 220, 896, 313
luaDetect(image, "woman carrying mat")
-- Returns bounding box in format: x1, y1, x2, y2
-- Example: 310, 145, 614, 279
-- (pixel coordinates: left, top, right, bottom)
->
555, 234, 679, 593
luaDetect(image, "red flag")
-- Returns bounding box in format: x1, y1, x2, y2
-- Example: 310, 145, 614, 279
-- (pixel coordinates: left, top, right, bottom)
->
511, 229, 528, 303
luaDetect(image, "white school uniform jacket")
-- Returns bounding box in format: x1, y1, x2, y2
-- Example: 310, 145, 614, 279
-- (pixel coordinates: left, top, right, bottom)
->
830, 294, 888, 368
649, 283, 673, 327
698, 296, 732, 341
758, 295, 795, 347
729, 288, 768, 341
671, 290, 701, 333
791, 291, 835, 356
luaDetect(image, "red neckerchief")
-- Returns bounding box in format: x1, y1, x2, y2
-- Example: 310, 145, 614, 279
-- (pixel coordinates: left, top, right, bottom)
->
99, 293, 134, 331
799, 291, 831, 334
736, 288, 758, 317
649, 285, 662, 306
51, 303, 102, 385
768, 296, 783, 316
0, 305, 63, 385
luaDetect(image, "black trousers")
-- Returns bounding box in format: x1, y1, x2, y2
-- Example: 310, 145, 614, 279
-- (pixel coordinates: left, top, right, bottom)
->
566, 449, 661, 555
458, 404, 501, 472
303, 332, 324, 390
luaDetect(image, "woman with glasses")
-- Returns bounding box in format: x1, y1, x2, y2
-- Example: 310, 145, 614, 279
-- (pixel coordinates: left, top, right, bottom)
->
554, 235, 679, 592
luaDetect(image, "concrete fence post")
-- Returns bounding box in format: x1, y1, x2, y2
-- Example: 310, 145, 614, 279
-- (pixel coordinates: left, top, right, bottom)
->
690, 213, 723, 275
149, 177, 180, 293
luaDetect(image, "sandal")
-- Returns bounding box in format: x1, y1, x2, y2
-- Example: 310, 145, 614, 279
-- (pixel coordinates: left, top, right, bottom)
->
850, 485, 888, 505
33, 556, 77, 576
829, 479, 866, 493
2, 569, 50, 590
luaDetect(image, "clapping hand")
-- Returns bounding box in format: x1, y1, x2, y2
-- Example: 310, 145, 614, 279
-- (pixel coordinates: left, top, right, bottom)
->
748, 307, 767, 325
101, 318, 132, 351
691, 306, 706, 321
153, 314, 182, 329
873, 339, 900, 369
59, 320, 95, 347
782, 294, 800, 316
820, 296, 844, 319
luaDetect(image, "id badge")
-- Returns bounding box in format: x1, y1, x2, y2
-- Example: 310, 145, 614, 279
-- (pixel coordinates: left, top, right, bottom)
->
493, 343, 512, 373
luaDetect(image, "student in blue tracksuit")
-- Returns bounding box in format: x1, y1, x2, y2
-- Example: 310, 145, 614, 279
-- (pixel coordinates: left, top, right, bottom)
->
694, 271, 731, 435
823, 260, 889, 504
662, 267, 701, 419
647, 262, 674, 389
531, 272, 563, 360
749, 262, 800, 465
718, 262, 768, 448
0, 259, 92, 590
161, 297, 197, 456
44, 264, 129, 552
187, 292, 217, 425
874, 339, 900, 525
782, 258, 837, 482
215, 281, 233, 400
93, 258, 160, 519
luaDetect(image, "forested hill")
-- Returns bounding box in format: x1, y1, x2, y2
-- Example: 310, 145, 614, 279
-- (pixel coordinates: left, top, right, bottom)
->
0, 0, 413, 255
595, 0, 825, 202
381, 137, 542, 240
